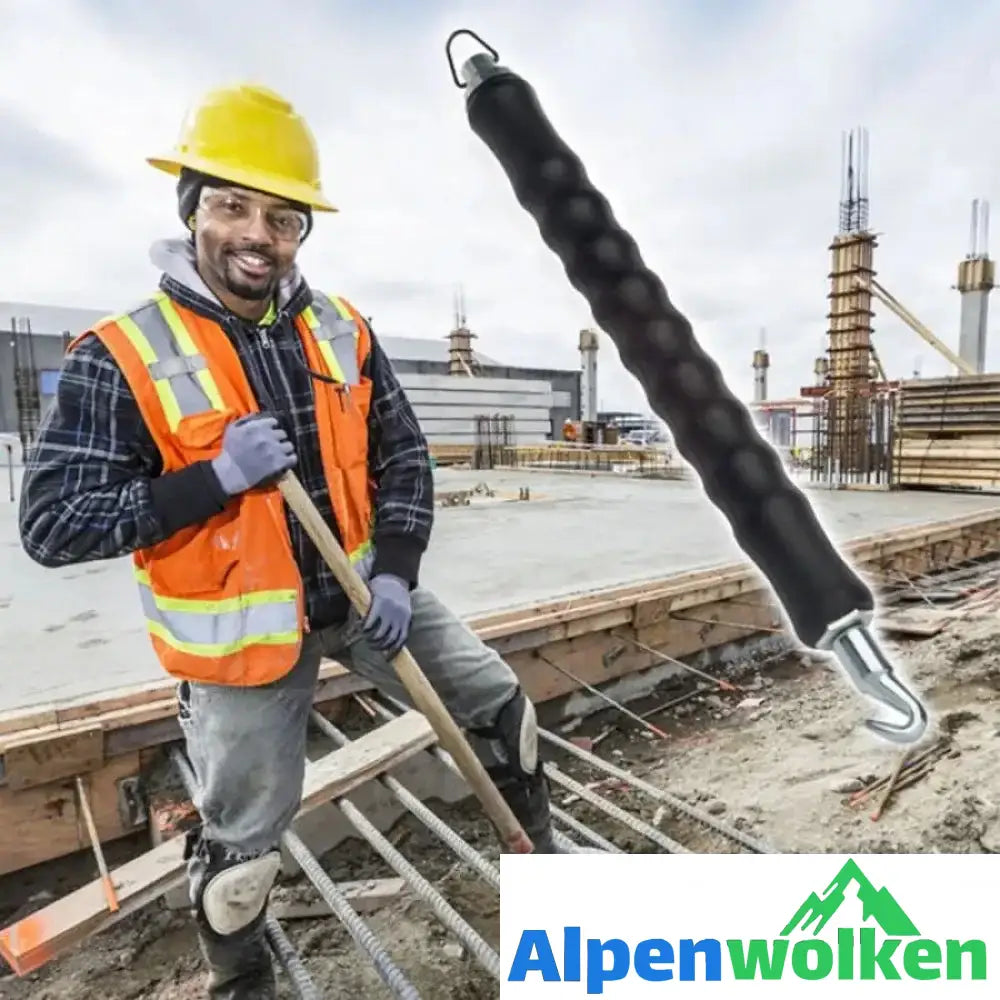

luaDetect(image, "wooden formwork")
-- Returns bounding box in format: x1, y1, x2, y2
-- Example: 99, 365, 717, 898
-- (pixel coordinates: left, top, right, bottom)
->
2, 506, 1000, 879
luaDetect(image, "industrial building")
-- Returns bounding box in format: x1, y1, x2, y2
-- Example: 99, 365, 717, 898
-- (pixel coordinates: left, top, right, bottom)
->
0, 298, 581, 450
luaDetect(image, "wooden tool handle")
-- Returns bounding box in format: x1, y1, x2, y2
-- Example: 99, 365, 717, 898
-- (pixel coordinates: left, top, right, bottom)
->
278, 471, 533, 853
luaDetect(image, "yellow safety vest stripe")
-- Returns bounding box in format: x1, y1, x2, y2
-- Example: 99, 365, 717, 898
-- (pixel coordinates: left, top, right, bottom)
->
146, 621, 300, 657
153, 292, 227, 412
135, 569, 299, 656
110, 296, 226, 430
302, 292, 362, 386
134, 569, 297, 610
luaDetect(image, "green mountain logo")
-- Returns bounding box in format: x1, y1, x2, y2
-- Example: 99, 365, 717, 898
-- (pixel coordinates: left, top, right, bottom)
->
781, 859, 920, 937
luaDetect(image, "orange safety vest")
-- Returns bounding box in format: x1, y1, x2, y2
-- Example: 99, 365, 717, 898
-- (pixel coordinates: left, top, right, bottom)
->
69, 289, 374, 687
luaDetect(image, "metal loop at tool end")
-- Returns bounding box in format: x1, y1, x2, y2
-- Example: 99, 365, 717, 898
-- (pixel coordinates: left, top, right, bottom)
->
445, 28, 499, 88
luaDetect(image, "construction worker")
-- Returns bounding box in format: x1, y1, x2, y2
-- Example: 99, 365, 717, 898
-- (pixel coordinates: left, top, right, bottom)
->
18, 83, 569, 999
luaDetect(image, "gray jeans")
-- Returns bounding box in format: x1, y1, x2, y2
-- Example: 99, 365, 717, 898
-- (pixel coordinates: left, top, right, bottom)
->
178, 586, 521, 884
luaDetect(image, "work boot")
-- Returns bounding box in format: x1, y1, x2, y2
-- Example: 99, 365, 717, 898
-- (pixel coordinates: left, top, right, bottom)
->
496, 767, 566, 854
195, 908, 276, 1000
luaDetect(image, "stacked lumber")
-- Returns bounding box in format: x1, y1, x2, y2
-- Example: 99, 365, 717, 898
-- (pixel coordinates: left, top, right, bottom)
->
894, 374, 1000, 490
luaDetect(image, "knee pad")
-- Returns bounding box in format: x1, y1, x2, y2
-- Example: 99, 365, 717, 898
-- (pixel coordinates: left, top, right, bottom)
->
475, 688, 539, 781
188, 831, 281, 937
200, 853, 281, 936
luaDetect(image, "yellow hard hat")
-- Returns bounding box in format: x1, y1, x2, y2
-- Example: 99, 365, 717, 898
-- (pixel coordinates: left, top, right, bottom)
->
147, 83, 336, 212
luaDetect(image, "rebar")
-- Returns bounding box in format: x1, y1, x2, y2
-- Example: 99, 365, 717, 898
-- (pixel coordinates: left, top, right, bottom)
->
541, 729, 776, 853
551, 806, 623, 853
282, 829, 420, 999
536, 653, 670, 740
333, 796, 501, 978
361, 693, 630, 856
545, 764, 690, 854
309, 710, 499, 890
365, 691, 762, 855
263, 914, 323, 1000
168, 749, 325, 1000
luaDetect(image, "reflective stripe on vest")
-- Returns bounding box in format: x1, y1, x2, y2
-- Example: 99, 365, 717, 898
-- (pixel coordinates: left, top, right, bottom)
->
301, 293, 361, 385
134, 569, 299, 655
302, 293, 374, 569
114, 291, 364, 427
114, 292, 226, 430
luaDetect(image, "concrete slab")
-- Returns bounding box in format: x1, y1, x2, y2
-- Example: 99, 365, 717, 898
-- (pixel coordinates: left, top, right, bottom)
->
1, 466, 997, 713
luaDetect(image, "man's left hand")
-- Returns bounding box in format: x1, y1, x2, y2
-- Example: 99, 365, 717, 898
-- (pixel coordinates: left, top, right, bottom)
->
360, 574, 412, 658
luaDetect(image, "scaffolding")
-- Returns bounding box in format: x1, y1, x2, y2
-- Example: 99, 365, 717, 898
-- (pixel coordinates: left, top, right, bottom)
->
823, 126, 879, 481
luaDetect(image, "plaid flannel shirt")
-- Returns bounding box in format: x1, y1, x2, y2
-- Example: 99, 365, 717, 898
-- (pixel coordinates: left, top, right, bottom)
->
18, 270, 435, 631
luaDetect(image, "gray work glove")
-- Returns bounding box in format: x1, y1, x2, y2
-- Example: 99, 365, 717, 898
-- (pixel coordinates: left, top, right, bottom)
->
361, 574, 412, 659
210, 413, 296, 497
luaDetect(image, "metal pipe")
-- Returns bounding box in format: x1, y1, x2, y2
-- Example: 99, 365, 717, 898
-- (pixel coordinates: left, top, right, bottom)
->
309, 710, 499, 891
857, 277, 976, 376
541, 729, 776, 854
544, 765, 691, 854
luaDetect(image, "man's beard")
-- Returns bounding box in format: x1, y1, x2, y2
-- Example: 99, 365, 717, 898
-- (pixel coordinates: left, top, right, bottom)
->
223, 246, 278, 300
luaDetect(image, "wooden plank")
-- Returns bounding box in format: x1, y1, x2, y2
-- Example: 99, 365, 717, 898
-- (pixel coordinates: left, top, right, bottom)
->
0, 709, 436, 976
0, 661, 356, 743
0, 672, 373, 765
297, 712, 434, 810
0, 753, 140, 877
4, 726, 104, 791
269, 878, 407, 919
876, 610, 949, 638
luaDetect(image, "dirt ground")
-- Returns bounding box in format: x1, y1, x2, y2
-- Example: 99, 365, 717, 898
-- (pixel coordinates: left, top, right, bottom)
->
1, 593, 997, 999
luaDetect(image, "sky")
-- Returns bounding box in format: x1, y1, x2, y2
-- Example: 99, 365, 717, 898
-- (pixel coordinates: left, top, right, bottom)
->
2, 0, 1000, 413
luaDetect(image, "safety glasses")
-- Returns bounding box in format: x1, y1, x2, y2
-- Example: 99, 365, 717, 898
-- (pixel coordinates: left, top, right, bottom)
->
198, 186, 309, 242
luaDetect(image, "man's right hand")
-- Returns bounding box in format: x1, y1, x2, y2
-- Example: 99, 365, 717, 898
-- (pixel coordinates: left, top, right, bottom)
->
210, 413, 297, 497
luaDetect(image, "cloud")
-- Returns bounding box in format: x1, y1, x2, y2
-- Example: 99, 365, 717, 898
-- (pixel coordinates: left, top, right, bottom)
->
2, 0, 999, 411
0, 108, 114, 231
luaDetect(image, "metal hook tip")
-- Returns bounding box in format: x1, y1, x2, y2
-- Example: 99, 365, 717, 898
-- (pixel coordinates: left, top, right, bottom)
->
864, 698, 929, 745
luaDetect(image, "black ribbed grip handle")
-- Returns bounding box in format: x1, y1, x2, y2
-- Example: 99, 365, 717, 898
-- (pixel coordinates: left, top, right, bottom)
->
464, 65, 873, 647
